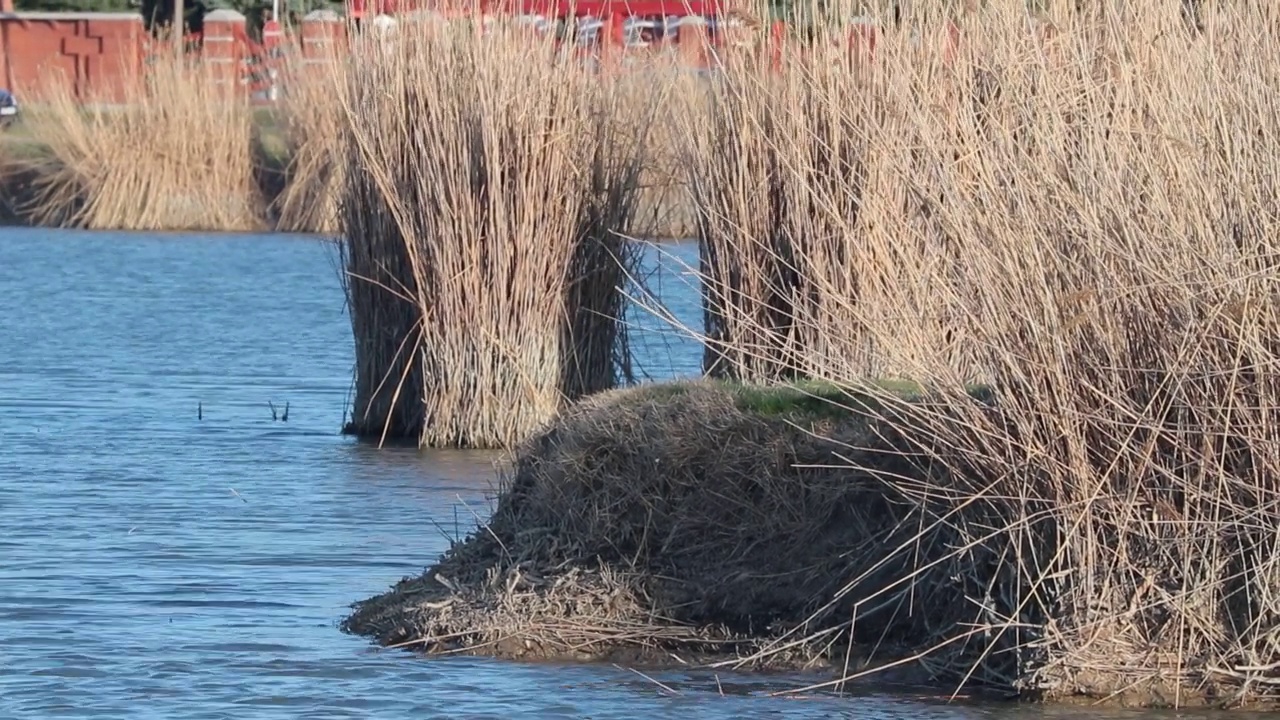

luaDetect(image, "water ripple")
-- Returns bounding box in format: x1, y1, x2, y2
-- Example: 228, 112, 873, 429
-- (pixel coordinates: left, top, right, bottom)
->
0, 228, 1211, 720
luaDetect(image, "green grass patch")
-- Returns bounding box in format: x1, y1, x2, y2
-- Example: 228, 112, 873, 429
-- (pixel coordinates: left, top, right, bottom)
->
621, 377, 994, 421
0, 116, 54, 161
250, 107, 291, 168
724, 377, 927, 419
0, 136, 54, 162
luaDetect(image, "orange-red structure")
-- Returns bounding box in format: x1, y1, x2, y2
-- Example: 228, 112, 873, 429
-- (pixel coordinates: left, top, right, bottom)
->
345, 0, 731, 21
0, 5, 986, 106
0, 11, 147, 103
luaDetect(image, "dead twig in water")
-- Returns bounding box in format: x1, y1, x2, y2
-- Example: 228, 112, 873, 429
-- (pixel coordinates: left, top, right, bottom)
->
615, 664, 681, 696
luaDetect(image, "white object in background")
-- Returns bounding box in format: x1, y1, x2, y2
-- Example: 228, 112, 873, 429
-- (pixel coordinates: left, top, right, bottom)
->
623, 16, 660, 47
371, 13, 397, 32
514, 14, 552, 33
577, 16, 602, 46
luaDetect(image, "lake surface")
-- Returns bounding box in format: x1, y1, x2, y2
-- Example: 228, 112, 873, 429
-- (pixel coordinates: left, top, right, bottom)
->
0, 228, 1242, 719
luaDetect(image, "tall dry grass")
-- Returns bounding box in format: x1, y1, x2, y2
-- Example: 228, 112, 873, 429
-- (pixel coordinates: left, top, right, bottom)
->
683, 2, 983, 384
336, 20, 651, 448
271, 45, 346, 235
628, 59, 706, 241
683, 0, 1280, 704
18, 55, 263, 231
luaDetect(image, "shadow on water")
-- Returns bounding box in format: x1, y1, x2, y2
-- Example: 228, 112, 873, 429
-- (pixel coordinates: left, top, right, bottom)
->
0, 228, 1249, 719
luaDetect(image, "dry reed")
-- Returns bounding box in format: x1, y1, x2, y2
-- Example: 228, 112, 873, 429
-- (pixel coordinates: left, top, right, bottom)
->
683, 1, 983, 384
17, 54, 263, 231
344, 1, 1280, 706
678, 0, 1280, 706
271, 42, 346, 235
626, 60, 706, 241
336, 19, 650, 448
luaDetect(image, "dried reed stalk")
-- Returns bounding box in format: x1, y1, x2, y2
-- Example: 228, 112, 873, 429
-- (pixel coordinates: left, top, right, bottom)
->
683, 0, 981, 385
272, 47, 346, 235
336, 21, 648, 448
684, 0, 1280, 705
19, 55, 262, 231
626, 59, 706, 241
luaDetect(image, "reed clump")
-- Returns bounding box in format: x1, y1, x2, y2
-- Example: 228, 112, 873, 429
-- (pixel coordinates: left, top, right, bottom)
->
626, 60, 706, 241
683, 2, 982, 384
346, 0, 1280, 708
336, 20, 649, 448
17, 55, 263, 231
678, 0, 1280, 706
270, 43, 346, 235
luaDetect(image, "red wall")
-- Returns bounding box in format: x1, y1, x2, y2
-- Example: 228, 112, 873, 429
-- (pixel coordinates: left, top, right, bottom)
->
0, 12, 146, 104
0, 10, 973, 105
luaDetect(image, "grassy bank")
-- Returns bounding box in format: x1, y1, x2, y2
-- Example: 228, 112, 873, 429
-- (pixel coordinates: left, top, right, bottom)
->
346, 380, 983, 669
350, 366, 1280, 708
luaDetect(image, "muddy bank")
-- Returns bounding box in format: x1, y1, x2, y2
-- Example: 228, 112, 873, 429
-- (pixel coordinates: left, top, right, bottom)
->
346, 381, 998, 684
345, 379, 1280, 709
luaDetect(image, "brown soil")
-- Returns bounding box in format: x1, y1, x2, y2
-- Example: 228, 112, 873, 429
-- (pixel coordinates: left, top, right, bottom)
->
345, 382, 991, 690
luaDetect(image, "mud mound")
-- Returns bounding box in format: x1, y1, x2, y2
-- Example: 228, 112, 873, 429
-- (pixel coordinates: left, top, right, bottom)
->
343, 381, 998, 674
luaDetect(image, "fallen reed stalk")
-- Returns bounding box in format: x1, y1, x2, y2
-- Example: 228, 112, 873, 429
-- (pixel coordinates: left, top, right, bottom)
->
17, 53, 262, 231
336, 20, 650, 448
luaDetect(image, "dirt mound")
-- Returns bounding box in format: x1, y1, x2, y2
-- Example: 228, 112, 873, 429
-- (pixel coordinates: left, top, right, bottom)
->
345, 380, 1280, 707
343, 381, 995, 674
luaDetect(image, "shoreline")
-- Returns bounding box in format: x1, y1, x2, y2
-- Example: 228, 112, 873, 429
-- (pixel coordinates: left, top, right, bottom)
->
0, 172, 696, 242
0, 131, 696, 240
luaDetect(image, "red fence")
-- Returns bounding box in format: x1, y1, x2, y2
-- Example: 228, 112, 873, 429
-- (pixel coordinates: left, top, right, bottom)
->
345, 0, 730, 20
0, 8, 990, 105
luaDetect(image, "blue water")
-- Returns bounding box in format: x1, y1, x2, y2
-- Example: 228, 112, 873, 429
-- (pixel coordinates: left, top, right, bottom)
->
625, 240, 704, 381
0, 228, 1236, 719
